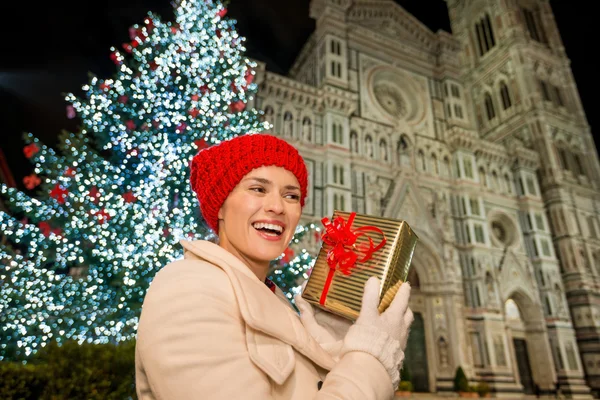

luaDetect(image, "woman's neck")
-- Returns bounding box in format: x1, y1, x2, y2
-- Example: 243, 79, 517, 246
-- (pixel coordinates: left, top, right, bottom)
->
218, 242, 270, 282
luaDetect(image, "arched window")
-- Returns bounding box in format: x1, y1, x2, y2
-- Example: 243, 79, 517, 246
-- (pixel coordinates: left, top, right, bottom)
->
500, 82, 512, 110
573, 153, 585, 176
484, 93, 496, 120
332, 123, 338, 143
474, 13, 496, 57
336, 124, 343, 144
333, 165, 339, 184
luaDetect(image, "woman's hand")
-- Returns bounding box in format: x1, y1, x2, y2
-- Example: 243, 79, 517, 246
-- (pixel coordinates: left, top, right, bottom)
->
341, 276, 414, 390
294, 292, 353, 345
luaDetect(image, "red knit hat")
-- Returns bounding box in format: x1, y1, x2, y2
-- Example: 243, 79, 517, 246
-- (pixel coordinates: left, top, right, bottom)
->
190, 133, 308, 233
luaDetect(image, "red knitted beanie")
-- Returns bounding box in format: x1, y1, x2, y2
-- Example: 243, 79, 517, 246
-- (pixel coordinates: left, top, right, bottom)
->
190, 133, 308, 233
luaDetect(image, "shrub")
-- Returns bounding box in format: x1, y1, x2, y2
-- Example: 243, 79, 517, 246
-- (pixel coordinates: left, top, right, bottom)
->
398, 381, 414, 392
0, 362, 46, 400
477, 382, 491, 397
400, 365, 412, 383
453, 366, 469, 392
0, 339, 137, 400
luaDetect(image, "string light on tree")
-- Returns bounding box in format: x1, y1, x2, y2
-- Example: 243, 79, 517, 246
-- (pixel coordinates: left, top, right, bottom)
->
0, 0, 273, 361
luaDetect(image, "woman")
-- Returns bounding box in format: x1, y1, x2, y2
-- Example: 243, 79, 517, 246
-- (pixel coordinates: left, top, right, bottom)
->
135, 133, 414, 399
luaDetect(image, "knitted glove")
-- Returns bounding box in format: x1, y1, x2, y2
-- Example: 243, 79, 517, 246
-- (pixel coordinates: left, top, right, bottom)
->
295, 287, 353, 361
340, 276, 414, 390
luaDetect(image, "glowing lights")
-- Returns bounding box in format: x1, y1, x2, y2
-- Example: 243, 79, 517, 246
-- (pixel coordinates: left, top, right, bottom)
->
0, 0, 270, 361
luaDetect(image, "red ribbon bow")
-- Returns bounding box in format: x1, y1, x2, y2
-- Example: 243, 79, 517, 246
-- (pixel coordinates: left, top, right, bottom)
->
319, 212, 386, 305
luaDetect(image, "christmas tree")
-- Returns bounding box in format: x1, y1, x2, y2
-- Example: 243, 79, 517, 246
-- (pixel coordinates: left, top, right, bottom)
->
0, 0, 268, 361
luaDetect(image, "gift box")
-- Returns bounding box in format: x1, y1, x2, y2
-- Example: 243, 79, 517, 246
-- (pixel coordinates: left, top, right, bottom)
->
301, 210, 418, 321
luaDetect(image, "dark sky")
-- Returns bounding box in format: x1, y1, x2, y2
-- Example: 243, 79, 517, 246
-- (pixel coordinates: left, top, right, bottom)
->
0, 0, 597, 188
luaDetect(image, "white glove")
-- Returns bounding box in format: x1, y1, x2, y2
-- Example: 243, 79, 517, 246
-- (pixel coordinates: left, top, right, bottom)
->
295, 285, 353, 360
340, 276, 414, 390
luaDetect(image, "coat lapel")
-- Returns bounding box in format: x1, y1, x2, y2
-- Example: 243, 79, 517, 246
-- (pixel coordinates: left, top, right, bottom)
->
179, 240, 336, 372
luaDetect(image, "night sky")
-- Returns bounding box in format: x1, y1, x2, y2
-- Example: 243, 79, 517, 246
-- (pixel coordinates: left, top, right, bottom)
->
0, 0, 597, 188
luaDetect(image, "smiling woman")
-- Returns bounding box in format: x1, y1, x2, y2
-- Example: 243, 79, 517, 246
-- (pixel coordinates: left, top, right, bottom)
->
134, 133, 414, 400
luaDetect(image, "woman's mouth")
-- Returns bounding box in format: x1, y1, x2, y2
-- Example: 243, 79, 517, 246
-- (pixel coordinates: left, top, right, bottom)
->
252, 222, 285, 238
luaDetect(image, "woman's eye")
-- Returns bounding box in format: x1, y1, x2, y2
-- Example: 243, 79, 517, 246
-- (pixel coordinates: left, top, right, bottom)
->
250, 187, 266, 193
286, 194, 301, 201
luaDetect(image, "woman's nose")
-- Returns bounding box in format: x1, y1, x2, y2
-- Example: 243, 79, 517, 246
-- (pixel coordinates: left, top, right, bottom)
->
264, 192, 285, 214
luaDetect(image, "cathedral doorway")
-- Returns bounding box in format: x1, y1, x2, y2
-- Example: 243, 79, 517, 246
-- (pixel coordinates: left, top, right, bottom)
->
405, 312, 429, 392
505, 296, 541, 394
513, 338, 535, 394
405, 267, 429, 392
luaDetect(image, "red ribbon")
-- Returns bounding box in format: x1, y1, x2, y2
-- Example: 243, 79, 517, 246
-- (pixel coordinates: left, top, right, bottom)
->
319, 212, 386, 305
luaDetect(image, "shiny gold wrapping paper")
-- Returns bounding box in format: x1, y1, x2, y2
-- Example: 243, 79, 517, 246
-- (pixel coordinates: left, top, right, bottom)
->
301, 211, 418, 321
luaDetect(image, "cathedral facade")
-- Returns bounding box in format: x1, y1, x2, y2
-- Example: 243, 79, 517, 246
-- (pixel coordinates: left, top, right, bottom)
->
253, 0, 599, 397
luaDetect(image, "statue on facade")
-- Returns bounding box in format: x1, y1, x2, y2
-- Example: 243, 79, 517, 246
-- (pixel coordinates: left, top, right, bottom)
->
283, 111, 294, 137
302, 117, 312, 142
366, 174, 386, 216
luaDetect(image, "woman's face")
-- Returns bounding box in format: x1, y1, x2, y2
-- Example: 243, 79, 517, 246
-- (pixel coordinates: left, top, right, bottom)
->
218, 166, 302, 266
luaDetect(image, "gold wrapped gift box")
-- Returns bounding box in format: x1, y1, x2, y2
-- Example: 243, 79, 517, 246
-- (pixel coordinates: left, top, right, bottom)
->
301, 210, 418, 321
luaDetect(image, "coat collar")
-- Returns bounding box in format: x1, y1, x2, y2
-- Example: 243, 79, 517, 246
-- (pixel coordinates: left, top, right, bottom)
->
179, 240, 336, 371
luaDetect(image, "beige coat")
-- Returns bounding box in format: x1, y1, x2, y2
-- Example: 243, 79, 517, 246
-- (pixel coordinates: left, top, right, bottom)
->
135, 240, 394, 399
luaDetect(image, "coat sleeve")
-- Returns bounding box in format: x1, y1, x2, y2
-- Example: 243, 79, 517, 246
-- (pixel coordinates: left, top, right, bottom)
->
136, 260, 393, 400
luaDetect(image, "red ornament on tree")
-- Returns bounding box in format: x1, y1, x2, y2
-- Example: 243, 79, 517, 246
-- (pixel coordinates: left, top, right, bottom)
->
94, 209, 111, 225
66, 105, 76, 119
118, 95, 129, 104
23, 143, 39, 158
122, 43, 133, 53
245, 69, 254, 86
176, 122, 187, 133
171, 26, 178, 34
122, 191, 137, 203
194, 139, 209, 150
217, 8, 228, 18
149, 61, 158, 71
64, 167, 76, 177
145, 17, 155, 31
163, 227, 171, 238
200, 84, 209, 95
126, 120, 137, 130
23, 174, 41, 190
215, 29, 222, 39
38, 221, 52, 237
188, 108, 200, 118
191, 94, 200, 102
280, 247, 295, 265
110, 51, 122, 65
50, 184, 69, 204
99, 82, 111, 91
229, 100, 246, 113
88, 186, 101, 203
